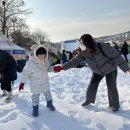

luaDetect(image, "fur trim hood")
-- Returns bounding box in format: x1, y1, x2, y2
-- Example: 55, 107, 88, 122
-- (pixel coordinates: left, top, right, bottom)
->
30, 44, 49, 60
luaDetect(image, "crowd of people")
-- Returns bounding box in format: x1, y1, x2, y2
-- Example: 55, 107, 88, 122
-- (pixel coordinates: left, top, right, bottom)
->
49, 48, 87, 68
48, 41, 129, 67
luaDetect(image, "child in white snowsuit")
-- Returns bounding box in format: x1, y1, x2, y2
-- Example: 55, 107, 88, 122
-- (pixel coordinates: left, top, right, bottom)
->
19, 44, 55, 117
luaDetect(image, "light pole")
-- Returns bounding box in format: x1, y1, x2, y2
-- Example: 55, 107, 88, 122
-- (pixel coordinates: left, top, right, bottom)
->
2, 0, 6, 35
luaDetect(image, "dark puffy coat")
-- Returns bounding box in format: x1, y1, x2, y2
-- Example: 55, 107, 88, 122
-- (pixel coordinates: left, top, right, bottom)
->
63, 42, 130, 76
0, 50, 17, 81
121, 42, 128, 55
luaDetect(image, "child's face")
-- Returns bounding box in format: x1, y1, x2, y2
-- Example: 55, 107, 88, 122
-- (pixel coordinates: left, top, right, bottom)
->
37, 54, 46, 60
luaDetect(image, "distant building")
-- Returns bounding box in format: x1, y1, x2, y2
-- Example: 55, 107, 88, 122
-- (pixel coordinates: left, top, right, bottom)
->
61, 39, 79, 52
126, 32, 130, 40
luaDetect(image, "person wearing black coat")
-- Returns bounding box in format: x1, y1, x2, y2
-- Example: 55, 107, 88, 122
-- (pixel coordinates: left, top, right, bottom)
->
113, 42, 119, 52
120, 42, 129, 63
0, 50, 17, 102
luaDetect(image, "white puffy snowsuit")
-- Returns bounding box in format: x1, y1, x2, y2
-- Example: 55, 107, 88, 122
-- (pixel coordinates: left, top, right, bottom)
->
21, 44, 54, 105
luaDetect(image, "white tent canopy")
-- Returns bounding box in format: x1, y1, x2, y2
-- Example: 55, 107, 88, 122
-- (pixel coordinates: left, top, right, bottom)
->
0, 36, 25, 54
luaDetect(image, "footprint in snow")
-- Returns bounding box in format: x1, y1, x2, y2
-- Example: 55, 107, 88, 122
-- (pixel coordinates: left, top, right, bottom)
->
57, 93, 65, 99
68, 101, 79, 105
71, 90, 81, 94
96, 123, 107, 130
73, 95, 84, 103
0, 111, 17, 123
82, 118, 92, 126
68, 111, 79, 120
0, 110, 12, 119
119, 123, 130, 130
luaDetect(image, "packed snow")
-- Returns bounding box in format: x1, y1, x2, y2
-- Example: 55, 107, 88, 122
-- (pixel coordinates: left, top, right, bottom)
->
0, 67, 130, 130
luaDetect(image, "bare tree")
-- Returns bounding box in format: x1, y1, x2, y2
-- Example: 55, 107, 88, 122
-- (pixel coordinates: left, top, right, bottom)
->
0, 0, 32, 36
31, 29, 50, 44
10, 18, 30, 45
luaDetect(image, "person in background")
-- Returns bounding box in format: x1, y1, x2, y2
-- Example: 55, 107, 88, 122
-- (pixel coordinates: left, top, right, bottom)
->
66, 51, 70, 61
51, 53, 58, 65
53, 34, 130, 113
26, 55, 29, 61
72, 50, 77, 58
113, 42, 119, 52
69, 51, 73, 60
56, 50, 61, 64
61, 50, 67, 64
19, 44, 55, 117
120, 41, 129, 63
48, 52, 53, 66
0, 50, 17, 103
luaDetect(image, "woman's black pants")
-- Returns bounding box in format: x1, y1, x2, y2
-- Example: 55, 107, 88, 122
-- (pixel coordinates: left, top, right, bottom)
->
86, 69, 120, 109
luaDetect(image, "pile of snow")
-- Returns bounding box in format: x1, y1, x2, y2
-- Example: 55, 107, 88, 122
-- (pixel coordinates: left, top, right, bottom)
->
0, 67, 130, 130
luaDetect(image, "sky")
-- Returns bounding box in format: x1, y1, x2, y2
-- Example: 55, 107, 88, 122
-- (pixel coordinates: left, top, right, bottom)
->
24, 0, 130, 42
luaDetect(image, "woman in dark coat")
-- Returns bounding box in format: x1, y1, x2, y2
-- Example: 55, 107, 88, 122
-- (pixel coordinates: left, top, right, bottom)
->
54, 34, 130, 112
120, 41, 129, 63
0, 50, 17, 102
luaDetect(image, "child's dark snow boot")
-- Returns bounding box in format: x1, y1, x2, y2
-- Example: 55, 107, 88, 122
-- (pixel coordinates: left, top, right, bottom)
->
47, 100, 55, 111
33, 105, 39, 117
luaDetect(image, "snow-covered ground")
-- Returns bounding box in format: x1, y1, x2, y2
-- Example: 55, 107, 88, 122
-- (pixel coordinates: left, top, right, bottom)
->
0, 67, 130, 130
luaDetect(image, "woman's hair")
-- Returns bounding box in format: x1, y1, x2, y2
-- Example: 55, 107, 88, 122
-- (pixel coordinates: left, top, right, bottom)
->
79, 34, 96, 53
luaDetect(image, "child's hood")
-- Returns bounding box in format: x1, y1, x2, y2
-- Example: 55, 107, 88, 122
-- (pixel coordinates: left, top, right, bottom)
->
29, 44, 49, 62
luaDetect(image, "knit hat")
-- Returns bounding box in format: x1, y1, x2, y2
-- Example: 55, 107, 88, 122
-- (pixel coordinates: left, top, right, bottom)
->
36, 47, 47, 56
